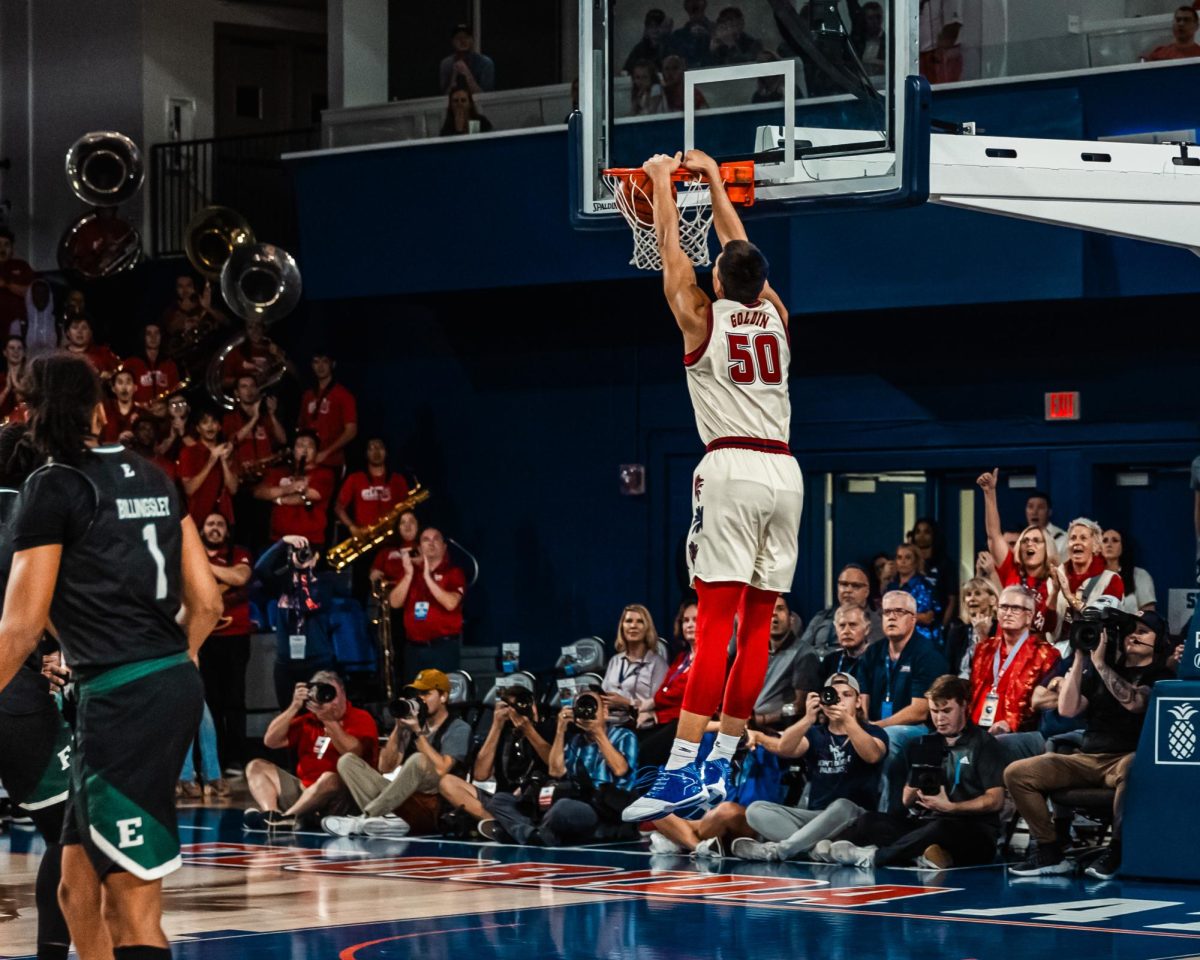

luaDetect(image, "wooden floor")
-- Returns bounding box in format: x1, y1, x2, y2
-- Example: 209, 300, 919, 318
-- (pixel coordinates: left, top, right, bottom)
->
5, 803, 1200, 959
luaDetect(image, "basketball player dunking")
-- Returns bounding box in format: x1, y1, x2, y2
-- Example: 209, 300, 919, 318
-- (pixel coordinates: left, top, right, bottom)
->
624, 150, 804, 821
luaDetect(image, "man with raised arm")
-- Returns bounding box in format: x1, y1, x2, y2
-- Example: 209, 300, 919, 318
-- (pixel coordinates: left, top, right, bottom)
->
624, 150, 804, 821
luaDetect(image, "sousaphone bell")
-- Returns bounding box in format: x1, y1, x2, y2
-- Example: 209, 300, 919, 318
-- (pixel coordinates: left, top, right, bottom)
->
185, 206, 254, 280
220, 243, 302, 323
58, 131, 144, 278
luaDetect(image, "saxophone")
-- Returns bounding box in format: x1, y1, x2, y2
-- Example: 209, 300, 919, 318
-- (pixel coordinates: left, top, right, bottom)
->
326, 484, 431, 572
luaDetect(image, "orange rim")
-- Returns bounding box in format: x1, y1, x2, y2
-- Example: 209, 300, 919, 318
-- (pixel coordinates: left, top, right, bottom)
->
602, 161, 755, 206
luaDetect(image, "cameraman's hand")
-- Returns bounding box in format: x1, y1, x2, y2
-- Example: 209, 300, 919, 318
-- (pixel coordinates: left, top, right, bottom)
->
282, 535, 310, 550
915, 787, 954, 813
557, 707, 574, 733
492, 702, 513, 728
1091, 630, 1109, 670
400, 716, 422, 733
823, 700, 852, 727
291, 683, 309, 712
804, 692, 822, 721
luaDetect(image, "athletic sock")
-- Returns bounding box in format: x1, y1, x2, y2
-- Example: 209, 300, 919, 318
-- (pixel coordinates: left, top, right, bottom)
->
37, 945, 69, 960
114, 946, 172, 960
664, 738, 700, 771
706, 733, 741, 763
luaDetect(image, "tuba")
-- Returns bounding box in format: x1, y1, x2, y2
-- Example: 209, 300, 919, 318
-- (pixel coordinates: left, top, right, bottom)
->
221, 243, 302, 323
327, 486, 432, 572
185, 206, 254, 281
58, 131, 144, 278
205, 331, 295, 411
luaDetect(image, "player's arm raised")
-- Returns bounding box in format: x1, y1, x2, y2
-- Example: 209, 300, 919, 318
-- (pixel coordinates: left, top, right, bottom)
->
644, 153, 711, 350
684, 149, 789, 324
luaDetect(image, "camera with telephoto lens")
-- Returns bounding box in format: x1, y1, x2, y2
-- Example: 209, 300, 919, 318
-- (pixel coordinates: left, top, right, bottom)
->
819, 687, 841, 707
573, 691, 600, 723
1068, 598, 1139, 654
499, 686, 535, 719
389, 693, 430, 725
304, 681, 337, 704
906, 735, 948, 796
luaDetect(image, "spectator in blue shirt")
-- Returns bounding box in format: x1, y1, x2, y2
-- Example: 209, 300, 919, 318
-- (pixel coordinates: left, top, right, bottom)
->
439, 24, 495, 94
860, 590, 948, 811
887, 542, 943, 649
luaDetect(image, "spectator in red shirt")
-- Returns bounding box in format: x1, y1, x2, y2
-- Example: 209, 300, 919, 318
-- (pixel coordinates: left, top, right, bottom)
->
388, 527, 466, 674
255, 430, 336, 545
178, 408, 239, 527
220, 315, 289, 389
334, 437, 411, 539
1048, 518, 1124, 644
225, 374, 288, 547
123, 321, 181, 407
298, 352, 358, 470
1143, 6, 1200, 60
978, 469, 1059, 636
638, 598, 699, 766
370, 509, 422, 585
100, 368, 140, 445
63, 315, 120, 382
0, 227, 34, 337
0, 335, 25, 421
967, 586, 1059, 761
129, 418, 178, 481
244, 671, 379, 829
199, 512, 255, 776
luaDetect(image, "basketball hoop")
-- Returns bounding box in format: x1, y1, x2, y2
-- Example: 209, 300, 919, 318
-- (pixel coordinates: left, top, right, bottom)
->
602, 162, 755, 272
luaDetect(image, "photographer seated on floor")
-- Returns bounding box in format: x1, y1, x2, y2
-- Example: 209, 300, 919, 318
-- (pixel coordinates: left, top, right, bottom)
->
730, 673, 888, 862
480, 689, 638, 846
1006, 603, 1174, 880
437, 682, 555, 829
827, 675, 1006, 870
243, 671, 379, 830
322, 669, 471, 839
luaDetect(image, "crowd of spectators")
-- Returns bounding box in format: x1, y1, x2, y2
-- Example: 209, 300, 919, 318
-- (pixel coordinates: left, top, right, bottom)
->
231, 460, 1177, 887
613, 0, 1200, 119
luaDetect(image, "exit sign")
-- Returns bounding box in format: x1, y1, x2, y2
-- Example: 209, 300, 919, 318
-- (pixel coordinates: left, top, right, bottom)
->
1045, 391, 1080, 421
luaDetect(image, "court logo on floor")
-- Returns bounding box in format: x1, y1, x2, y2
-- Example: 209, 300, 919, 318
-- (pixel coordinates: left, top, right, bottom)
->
1155, 698, 1200, 764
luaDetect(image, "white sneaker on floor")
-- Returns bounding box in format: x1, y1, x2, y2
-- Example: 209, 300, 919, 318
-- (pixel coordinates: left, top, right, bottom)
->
830, 841, 877, 869
730, 837, 781, 861
362, 814, 411, 839
321, 814, 367, 837
648, 832, 685, 855
811, 839, 835, 863
693, 836, 725, 859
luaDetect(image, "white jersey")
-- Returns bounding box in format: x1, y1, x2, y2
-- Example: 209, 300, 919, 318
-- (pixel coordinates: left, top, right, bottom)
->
684, 297, 791, 447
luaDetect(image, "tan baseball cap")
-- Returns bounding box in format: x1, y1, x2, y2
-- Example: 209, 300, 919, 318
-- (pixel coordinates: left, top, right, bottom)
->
825, 672, 861, 693
408, 669, 450, 694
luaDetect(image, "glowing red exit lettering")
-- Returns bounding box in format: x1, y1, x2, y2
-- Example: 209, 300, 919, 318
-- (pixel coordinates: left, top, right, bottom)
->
1045, 392, 1080, 421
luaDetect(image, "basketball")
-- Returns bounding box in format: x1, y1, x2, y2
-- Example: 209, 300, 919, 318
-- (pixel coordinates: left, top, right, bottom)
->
624, 174, 676, 225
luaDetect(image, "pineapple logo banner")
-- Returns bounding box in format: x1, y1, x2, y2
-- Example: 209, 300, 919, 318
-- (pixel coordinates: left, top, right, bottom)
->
1156, 698, 1200, 765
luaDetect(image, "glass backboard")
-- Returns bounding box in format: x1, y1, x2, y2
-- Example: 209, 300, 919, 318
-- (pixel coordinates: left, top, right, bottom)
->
574, 0, 927, 221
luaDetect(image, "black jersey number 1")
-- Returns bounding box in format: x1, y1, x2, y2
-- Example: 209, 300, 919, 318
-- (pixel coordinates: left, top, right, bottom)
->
141, 523, 168, 600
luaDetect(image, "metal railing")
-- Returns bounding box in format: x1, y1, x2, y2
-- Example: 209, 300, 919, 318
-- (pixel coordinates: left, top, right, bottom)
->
149, 128, 319, 258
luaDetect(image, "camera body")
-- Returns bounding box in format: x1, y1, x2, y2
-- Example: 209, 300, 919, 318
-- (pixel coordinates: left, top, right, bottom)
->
907, 735, 948, 796
819, 687, 841, 707
573, 691, 600, 723
1068, 599, 1138, 654
499, 686, 535, 719
389, 693, 430, 726
289, 541, 314, 567
305, 681, 337, 704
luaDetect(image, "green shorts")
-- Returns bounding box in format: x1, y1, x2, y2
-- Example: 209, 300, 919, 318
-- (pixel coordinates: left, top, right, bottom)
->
62, 652, 203, 880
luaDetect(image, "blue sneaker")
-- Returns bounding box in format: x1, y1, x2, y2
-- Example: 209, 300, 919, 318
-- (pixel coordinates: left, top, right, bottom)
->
700, 758, 731, 808
621, 763, 709, 822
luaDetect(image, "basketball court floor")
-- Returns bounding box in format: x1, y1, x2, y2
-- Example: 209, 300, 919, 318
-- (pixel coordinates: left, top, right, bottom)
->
4, 802, 1200, 960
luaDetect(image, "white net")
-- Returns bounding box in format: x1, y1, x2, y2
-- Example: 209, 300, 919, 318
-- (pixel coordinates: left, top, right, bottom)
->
602, 172, 715, 272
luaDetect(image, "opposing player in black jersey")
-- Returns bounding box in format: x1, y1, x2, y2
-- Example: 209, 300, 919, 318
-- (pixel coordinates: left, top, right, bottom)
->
0, 355, 224, 960
0, 423, 84, 960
